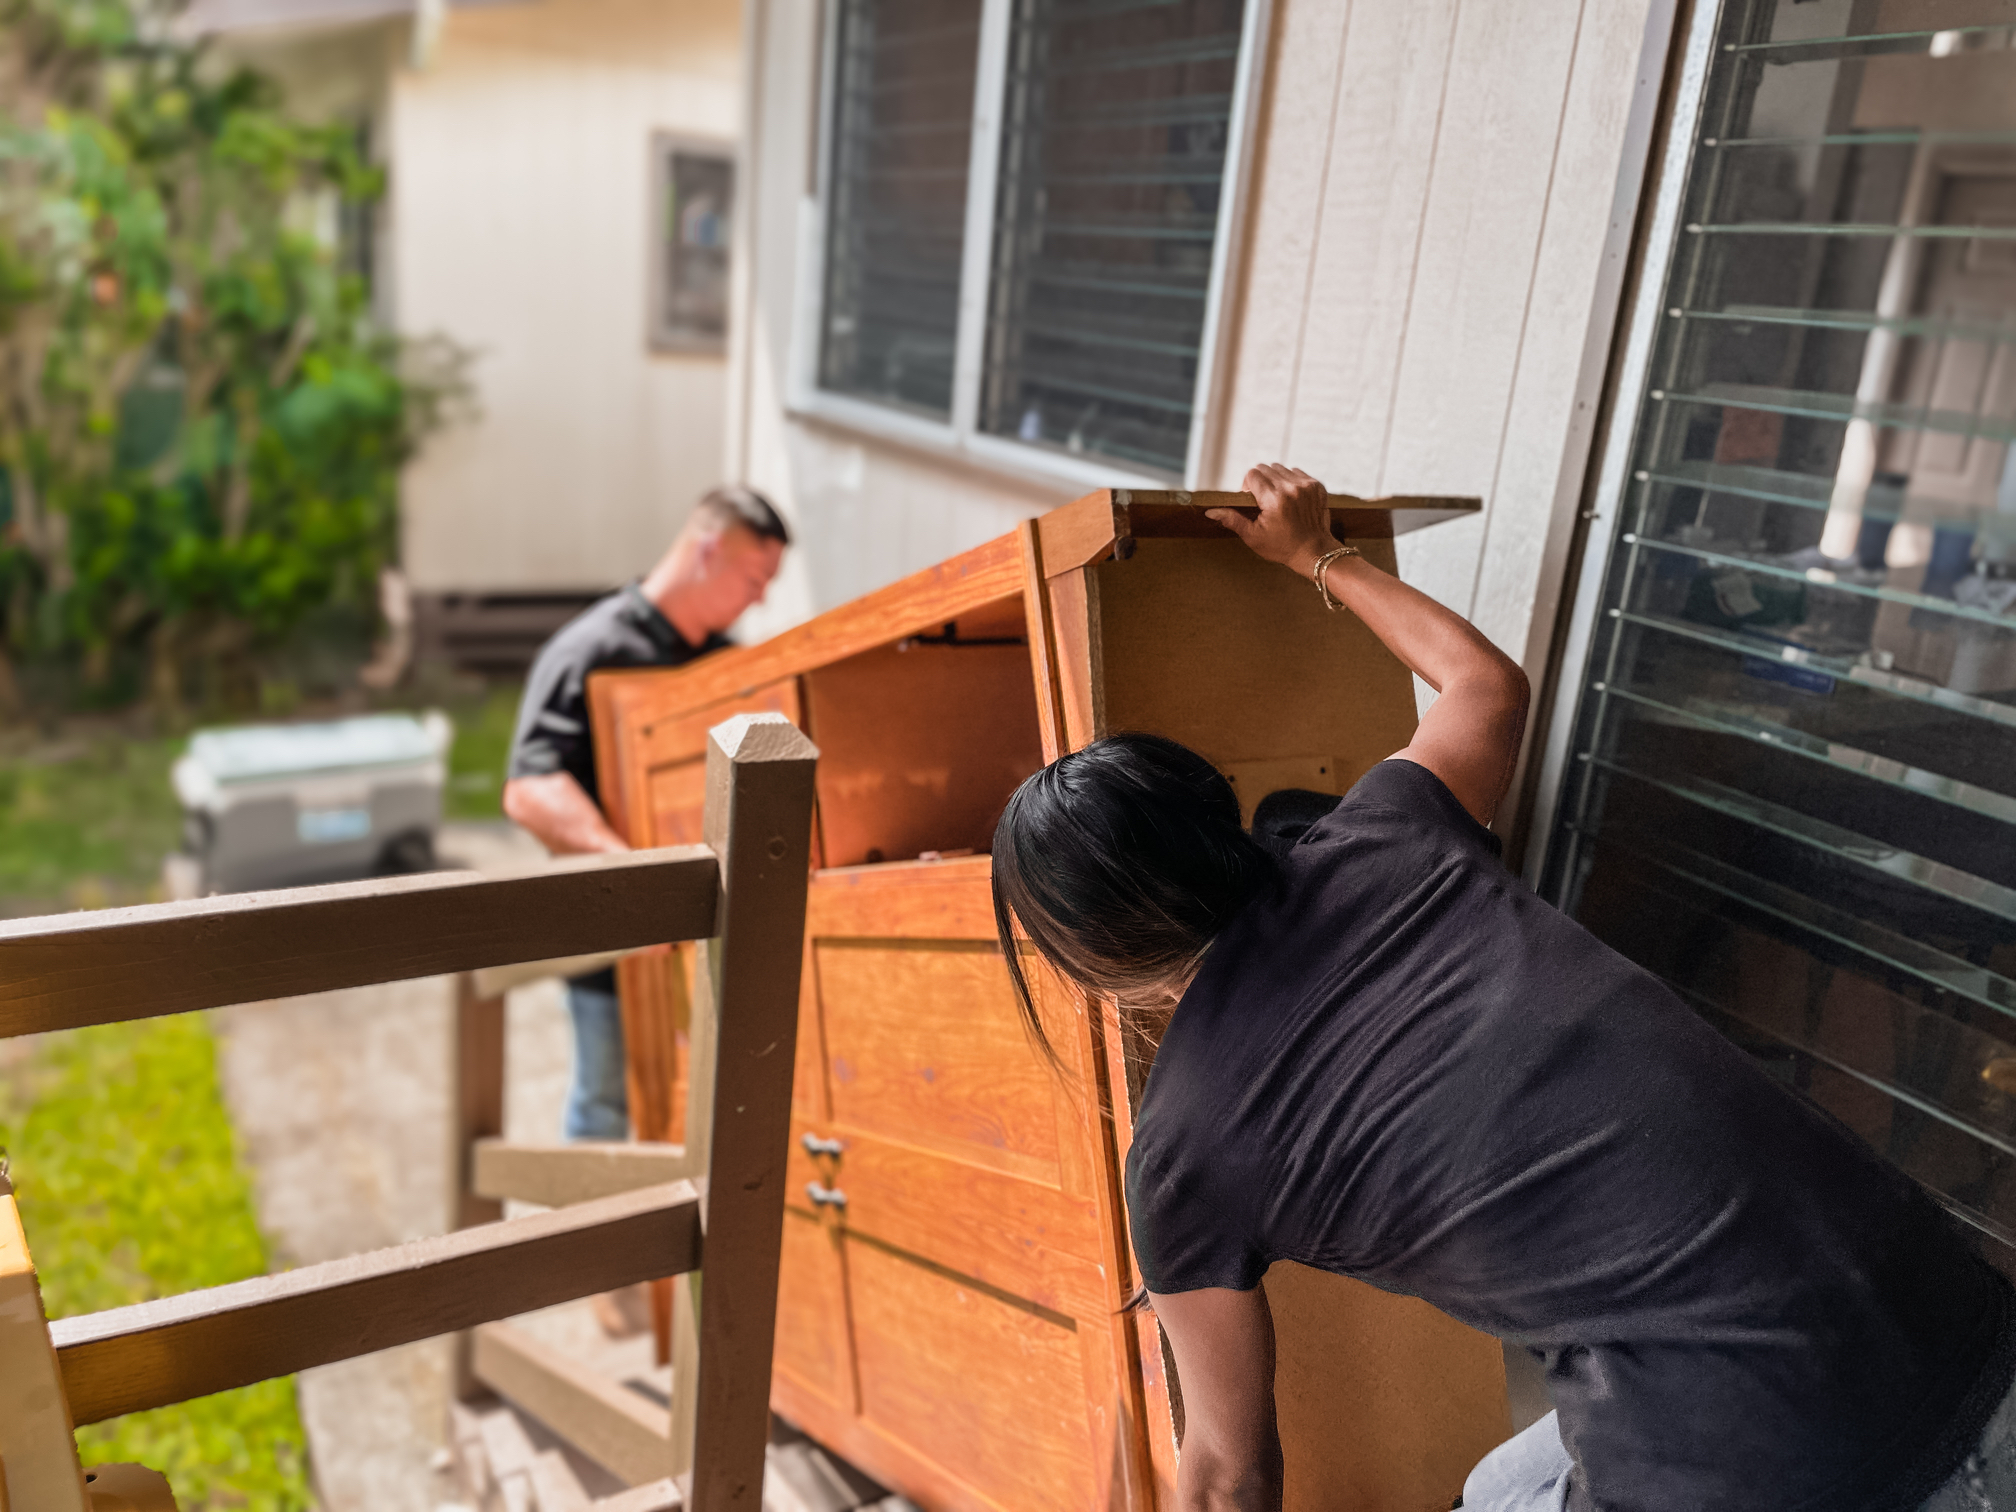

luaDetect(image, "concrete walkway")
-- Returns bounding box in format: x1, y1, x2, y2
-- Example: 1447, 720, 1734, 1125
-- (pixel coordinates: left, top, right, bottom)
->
214, 822, 583, 1511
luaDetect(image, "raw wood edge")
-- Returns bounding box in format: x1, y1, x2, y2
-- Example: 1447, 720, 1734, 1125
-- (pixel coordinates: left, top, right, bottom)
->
1017, 520, 1067, 763
472, 1141, 695, 1207
1035, 489, 1124, 578
471, 1321, 677, 1487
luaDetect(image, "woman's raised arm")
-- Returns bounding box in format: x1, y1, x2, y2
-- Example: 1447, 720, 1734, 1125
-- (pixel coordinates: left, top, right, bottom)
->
1207, 463, 1529, 828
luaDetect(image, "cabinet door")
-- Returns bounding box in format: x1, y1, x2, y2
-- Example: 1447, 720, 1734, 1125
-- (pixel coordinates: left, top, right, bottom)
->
775, 858, 1151, 1512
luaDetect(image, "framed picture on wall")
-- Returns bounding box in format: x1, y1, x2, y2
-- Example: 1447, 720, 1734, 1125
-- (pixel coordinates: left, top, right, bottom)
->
650, 132, 734, 353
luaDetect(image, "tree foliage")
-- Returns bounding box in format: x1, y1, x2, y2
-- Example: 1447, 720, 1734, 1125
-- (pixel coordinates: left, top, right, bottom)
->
0, 0, 466, 713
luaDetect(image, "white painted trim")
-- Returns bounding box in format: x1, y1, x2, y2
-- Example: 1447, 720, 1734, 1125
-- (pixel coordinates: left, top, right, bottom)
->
783, 0, 844, 425
1523, 0, 1723, 893
961, 430, 1173, 492
790, 0, 1262, 494
1185, 0, 1274, 489
789, 387, 961, 456
784, 386, 1172, 493
950, 0, 1014, 437
725, 0, 771, 482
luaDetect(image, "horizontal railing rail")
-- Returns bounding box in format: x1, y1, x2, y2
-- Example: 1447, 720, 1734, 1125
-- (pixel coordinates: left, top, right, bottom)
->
0, 712, 819, 1512
0, 846, 719, 1039
52, 1181, 703, 1426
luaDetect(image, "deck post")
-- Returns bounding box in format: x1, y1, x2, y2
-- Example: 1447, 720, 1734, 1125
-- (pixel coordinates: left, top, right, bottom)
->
448, 971, 507, 1400
0, 1176, 89, 1512
681, 714, 818, 1512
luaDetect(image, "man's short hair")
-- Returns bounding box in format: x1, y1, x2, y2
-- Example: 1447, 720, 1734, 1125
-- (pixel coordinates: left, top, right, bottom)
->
692, 485, 791, 547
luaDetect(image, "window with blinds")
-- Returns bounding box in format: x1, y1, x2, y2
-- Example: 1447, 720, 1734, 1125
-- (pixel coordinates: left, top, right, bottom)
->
818, 0, 984, 417
1542, 2, 2016, 1263
978, 0, 1246, 474
811, 0, 1252, 479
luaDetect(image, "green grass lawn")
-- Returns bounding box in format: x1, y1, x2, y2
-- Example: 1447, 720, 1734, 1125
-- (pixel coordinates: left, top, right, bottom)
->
0, 682, 524, 918
0, 1015, 316, 1508
0, 731, 185, 915
0, 679, 526, 1503
440, 682, 521, 822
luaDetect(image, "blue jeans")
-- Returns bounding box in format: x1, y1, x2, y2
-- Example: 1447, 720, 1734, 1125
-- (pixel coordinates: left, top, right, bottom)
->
563, 977, 629, 1141
1464, 1373, 2016, 1511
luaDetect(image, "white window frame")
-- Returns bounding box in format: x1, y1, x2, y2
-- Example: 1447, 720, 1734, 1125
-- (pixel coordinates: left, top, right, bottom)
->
787, 0, 1273, 491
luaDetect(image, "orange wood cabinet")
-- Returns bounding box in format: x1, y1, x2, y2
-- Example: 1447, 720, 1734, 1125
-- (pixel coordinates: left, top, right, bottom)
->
592, 489, 1511, 1512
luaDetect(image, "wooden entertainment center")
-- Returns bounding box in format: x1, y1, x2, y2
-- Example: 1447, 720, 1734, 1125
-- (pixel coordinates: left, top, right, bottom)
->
590, 488, 1511, 1512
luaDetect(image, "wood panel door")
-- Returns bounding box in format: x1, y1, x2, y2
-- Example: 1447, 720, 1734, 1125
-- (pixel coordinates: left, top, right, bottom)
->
774, 857, 1151, 1512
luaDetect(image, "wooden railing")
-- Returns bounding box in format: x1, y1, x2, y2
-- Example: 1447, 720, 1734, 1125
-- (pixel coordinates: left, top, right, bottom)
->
0, 713, 818, 1512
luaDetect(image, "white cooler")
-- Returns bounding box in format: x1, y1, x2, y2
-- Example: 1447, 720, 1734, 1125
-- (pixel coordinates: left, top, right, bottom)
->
172, 712, 453, 895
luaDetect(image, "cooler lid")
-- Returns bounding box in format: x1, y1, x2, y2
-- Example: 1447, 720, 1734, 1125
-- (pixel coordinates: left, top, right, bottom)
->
182, 712, 451, 786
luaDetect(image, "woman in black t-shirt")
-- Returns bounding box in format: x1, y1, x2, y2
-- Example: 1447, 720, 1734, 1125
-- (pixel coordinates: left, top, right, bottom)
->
989, 465, 2016, 1512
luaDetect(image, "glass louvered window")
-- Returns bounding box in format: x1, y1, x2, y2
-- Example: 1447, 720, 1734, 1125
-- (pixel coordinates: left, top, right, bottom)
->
818, 0, 984, 416
1541, 1, 2016, 1266
811, 0, 1254, 481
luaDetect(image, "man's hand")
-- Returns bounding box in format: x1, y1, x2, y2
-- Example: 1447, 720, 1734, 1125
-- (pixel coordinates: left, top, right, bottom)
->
502, 771, 631, 857
1206, 463, 1335, 572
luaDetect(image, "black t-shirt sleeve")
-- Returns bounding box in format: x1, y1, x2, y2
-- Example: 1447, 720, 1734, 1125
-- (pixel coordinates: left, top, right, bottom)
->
507, 632, 598, 794
1322, 758, 1503, 859
1126, 1125, 1270, 1294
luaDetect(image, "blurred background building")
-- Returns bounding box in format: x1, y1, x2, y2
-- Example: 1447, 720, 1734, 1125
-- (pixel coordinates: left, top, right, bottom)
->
182, 0, 743, 674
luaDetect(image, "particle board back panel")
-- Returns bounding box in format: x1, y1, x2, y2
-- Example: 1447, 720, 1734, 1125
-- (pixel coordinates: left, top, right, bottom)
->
1264, 1260, 1510, 1512
1090, 535, 1421, 816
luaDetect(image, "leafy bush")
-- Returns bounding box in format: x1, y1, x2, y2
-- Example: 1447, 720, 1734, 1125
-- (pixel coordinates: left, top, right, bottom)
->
0, 0, 467, 715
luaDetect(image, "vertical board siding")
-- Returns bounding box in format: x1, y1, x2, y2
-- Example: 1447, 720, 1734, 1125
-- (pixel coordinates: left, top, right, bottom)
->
1254, 0, 1462, 497
1213, 0, 1355, 471
1217, 0, 1660, 667
1469, 0, 1665, 670
1377, 0, 1590, 620
735, 2, 826, 636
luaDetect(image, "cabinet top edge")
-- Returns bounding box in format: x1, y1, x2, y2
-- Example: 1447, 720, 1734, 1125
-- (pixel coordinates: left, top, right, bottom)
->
1039, 489, 1482, 578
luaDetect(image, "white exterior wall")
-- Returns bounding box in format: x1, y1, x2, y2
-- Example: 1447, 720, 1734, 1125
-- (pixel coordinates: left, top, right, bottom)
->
730, 0, 1673, 703
392, 0, 743, 593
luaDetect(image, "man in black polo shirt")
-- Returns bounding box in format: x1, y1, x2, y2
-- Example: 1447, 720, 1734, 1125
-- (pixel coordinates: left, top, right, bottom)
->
504, 485, 789, 1140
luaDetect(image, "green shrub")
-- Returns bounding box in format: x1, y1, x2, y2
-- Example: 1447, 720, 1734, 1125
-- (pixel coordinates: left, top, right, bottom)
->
0, 0, 468, 716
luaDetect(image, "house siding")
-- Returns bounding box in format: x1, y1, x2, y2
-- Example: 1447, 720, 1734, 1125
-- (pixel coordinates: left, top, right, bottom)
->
391, 0, 744, 594
729, 0, 1674, 733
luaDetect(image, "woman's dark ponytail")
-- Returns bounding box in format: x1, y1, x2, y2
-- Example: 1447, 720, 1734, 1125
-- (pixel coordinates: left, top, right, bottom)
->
992, 733, 1277, 1067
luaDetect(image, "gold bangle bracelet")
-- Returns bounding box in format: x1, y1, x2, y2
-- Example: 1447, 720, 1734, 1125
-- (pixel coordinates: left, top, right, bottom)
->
1310, 544, 1361, 611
